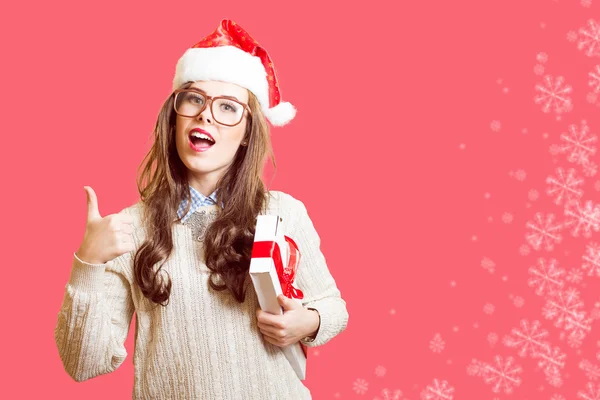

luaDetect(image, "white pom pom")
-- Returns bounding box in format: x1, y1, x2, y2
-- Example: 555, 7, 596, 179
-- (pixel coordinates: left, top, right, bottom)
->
264, 101, 296, 127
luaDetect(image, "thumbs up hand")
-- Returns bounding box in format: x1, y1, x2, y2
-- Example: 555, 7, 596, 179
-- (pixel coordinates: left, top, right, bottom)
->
75, 186, 135, 265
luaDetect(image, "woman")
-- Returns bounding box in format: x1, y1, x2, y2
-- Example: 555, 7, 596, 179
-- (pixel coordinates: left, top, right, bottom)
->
54, 19, 349, 399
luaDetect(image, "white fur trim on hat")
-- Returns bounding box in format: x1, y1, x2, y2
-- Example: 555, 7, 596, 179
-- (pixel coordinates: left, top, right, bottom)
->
265, 101, 296, 126
173, 46, 290, 120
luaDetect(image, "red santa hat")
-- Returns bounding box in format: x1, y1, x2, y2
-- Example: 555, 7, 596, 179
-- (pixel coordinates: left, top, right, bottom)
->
172, 19, 296, 127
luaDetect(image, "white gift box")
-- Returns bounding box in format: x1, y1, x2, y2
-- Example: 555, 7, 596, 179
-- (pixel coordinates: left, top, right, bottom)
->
250, 214, 307, 381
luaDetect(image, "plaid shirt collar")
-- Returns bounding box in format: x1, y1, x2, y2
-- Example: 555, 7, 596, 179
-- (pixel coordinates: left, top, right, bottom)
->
177, 185, 221, 223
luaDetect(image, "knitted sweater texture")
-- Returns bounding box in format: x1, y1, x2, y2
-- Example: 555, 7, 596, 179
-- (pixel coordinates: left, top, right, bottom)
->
54, 190, 349, 399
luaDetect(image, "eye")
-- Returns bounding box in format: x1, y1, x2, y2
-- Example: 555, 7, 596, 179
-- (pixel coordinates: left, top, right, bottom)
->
185, 93, 204, 104
220, 101, 238, 112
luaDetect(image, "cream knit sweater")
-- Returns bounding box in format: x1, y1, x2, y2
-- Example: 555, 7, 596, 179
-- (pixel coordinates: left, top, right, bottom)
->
54, 190, 349, 399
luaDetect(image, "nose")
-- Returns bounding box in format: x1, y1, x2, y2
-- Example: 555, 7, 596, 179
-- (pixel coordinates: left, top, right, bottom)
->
196, 101, 213, 123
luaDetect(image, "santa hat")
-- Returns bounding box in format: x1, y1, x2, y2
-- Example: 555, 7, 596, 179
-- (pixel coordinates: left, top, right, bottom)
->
172, 19, 296, 127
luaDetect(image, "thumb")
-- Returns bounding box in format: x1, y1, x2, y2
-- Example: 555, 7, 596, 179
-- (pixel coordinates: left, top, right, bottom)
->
278, 294, 296, 310
84, 186, 101, 222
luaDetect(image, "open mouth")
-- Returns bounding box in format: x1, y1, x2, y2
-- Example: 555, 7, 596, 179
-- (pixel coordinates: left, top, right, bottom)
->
189, 132, 215, 150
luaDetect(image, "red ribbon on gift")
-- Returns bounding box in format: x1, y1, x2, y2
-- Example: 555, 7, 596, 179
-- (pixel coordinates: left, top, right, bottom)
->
251, 234, 309, 359
251, 235, 304, 300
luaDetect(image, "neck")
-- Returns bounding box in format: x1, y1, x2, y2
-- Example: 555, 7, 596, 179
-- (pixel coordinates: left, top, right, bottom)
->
188, 175, 218, 197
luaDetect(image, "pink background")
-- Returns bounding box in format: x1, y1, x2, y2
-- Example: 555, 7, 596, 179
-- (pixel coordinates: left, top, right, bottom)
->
3, 0, 600, 398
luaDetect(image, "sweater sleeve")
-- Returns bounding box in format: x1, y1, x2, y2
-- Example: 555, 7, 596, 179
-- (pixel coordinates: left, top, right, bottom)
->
54, 251, 135, 382
290, 198, 349, 347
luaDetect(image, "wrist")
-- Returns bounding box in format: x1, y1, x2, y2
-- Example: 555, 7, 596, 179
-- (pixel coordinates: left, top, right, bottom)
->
303, 307, 320, 341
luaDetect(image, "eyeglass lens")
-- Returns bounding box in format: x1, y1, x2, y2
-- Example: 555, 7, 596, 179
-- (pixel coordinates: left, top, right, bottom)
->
175, 91, 244, 125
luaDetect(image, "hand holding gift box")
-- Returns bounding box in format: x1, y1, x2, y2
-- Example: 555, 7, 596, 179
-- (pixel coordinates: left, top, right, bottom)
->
250, 214, 311, 381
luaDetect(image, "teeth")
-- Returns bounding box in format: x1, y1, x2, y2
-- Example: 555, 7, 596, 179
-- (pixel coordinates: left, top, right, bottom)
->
191, 132, 215, 143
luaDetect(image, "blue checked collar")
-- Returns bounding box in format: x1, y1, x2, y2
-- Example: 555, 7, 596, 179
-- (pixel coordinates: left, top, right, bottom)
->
177, 185, 222, 223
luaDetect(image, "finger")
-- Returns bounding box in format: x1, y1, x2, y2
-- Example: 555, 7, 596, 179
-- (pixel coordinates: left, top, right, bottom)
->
256, 311, 280, 326
261, 332, 283, 346
84, 186, 101, 222
257, 321, 283, 336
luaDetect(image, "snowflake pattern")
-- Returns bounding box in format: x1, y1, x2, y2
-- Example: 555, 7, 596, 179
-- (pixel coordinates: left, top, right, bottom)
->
374, 388, 404, 400
558, 120, 598, 167
352, 378, 369, 395
525, 212, 564, 251
535, 345, 566, 387
576, 19, 600, 57
419, 378, 454, 400
534, 75, 574, 115
467, 356, 523, 394
579, 360, 600, 381
503, 319, 551, 357
429, 333, 445, 353
563, 199, 600, 238
590, 65, 600, 93
528, 258, 566, 297
542, 288, 586, 330
582, 242, 600, 277
546, 167, 585, 206
481, 257, 496, 274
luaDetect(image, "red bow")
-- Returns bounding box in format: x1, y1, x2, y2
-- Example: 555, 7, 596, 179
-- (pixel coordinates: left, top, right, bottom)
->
251, 235, 304, 300
251, 235, 309, 358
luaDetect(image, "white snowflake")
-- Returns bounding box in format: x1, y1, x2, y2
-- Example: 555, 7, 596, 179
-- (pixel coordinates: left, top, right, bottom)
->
502, 212, 514, 223
576, 19, 600, 57
430, 333, 445, 353
534, 64, 545, 75
374, 365, 387, 377
488, 332, 499, 347
420, 378, 454, 400
542, 288, 585, 329
564, 200, 600, 238
535, 345, 566, 387
529, 189, 540, 201
503, 319, 551, 357
582, 158, 599, 178
582, 242, 600, 277
565, 311, 592, 348
481, 356, 523, 394
513, 296, 525, 307
525, 212, 563, 251
374, 388, 403, 400
566, 268, 584, 283
534, 75, 573, 115
483, 303, 495, 315
579, 362, 600, 382
519, 244, 531, 256
481, 257, 496, 274
515, 169, 527, 181
558, 120, 597, 166
544, 368, 564, 388
590, 65, 600, 93
353, 378, 369, 395
528, 258, 566, 296
546, 167, 585, 206
491, 120, 502, 132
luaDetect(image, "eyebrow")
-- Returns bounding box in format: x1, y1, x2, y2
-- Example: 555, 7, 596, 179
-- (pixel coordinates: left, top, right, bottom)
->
188, 87, 242, 102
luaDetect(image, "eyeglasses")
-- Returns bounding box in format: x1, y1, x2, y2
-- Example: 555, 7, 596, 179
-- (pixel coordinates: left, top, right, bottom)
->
173, 89, 252, 127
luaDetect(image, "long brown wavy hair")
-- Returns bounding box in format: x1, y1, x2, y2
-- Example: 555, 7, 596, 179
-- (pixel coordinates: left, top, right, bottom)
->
133, 80, 277, 307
